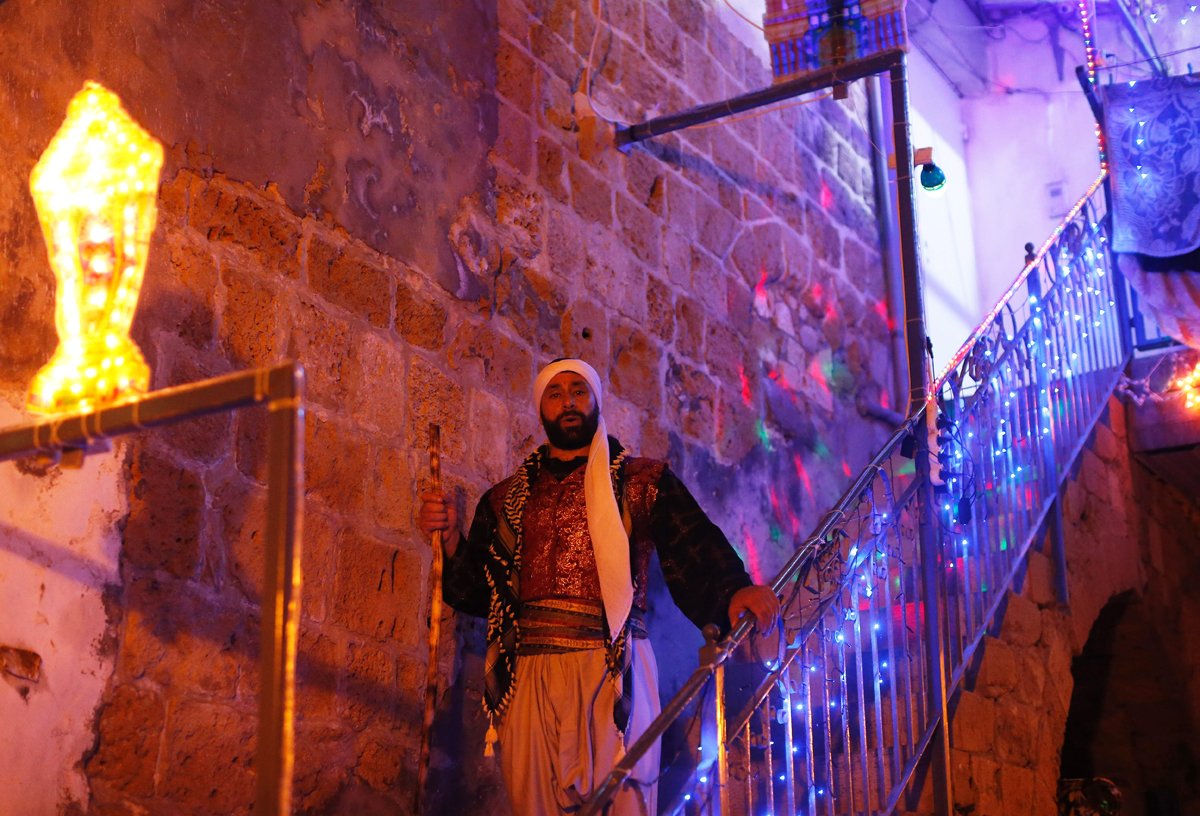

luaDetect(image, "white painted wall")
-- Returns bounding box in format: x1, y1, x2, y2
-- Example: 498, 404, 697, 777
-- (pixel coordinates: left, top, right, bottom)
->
962, 16, 1103, 310
0, 397, 124, 814
908, 47, 986, 370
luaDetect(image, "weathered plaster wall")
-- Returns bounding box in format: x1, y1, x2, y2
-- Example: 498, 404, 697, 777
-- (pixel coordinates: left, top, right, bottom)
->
0, 1, 895, 813
942, 398, 1200, 816
0, 403, 125, 815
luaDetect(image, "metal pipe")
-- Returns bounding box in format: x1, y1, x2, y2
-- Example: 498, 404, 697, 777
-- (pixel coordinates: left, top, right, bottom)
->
258, 364, 305, 816
889, 58, 930, 416
868, 73, 910, 416
615, 49, 906, 147
1112, 0, 1168, 77
0, 363, 305, 816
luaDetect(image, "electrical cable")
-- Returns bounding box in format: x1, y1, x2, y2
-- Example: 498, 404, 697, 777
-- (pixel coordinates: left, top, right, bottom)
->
723, 0, 764, 32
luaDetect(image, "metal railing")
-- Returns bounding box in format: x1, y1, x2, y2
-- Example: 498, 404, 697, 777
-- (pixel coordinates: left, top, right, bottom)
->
584, 172, 1130, 815
0, 364, 305, 816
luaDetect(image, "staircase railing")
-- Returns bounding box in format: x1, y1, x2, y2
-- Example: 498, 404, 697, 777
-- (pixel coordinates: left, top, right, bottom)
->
583, 172, 1130, 815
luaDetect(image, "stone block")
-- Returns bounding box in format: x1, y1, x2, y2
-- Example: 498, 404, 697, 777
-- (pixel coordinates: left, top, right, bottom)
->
675, 296, 706, 362
306, 233, 393, 329
623, 147, 665, 215
616, 193, 663, 267
284, 296, 361, 413
124, 444, 204, 579
646, 275, 675, 344
610, 321, 662, 413
297, 508, 338, 625
138, 231, 218, 351
536, 136, 568, 203
234, 405, 269, 485
85, 684, 164, 798
190, 181, 301, 279
976, 636, 1018, 699
999, 763, 1035, 813
1025, 549, 1057, 608
295, 628, 342, 724
447, 320, 533, 402
348, 331, 408, 440
682, 33, 724, 107
330, 529, 421, 643
215, 475, 268, 601
495, 173, 545, 252
305, 416, 371, 517
159, 700, 256, 812
547, 206, 587, 274
1093, 420, 1122, 462
951, 690, 994, 753
643, 2, 684, 74
529, 21, 579, 85
292, 722, 351, 814
395, 279, 447, 351
372, 444, 416, 536
469, 388, 516, 487
560, 298, 610, 363
971, 752, 1002, 816
219, 265, 282, 368
568, 158, 614, 227
665, 176, 698, 240
343, 639, 398, 730
995, 696, 1038, 765
156, 351, 236, 465
1000, 594, 1042, 648
496, 35, 535, 110
694, 193, 738, 258
494, 100, 533, 176
355, 728, 409, 795
714, 387, 760, 463
665, 356, 717, 442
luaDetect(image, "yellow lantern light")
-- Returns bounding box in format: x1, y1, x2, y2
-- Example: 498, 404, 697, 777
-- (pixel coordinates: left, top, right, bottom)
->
26, 81, 163, 415
1177, 360, 1200, 411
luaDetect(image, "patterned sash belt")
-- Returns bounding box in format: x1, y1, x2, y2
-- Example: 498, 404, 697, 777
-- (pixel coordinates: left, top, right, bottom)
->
517, 597, 647, 656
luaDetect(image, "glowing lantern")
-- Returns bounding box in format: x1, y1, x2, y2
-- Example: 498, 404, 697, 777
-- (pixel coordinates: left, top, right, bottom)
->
26, 81, 163, 414
1177, 360, 1200, 411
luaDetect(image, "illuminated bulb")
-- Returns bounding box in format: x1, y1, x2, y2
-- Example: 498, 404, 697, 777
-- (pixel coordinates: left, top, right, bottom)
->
27, 81, 162, 414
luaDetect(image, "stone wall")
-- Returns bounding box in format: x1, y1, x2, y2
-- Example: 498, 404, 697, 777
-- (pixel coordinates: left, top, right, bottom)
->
943, 397, 1200, 816
0, 1, 895, 814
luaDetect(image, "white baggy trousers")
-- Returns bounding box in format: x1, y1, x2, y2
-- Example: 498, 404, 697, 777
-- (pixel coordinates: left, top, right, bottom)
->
498, 639, 661, 815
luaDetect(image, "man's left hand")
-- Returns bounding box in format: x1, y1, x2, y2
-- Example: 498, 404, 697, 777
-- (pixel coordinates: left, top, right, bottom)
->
728, 585, 779, 634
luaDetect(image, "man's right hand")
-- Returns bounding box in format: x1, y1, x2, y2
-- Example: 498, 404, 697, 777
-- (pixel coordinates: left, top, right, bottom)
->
417, 490, 461, 558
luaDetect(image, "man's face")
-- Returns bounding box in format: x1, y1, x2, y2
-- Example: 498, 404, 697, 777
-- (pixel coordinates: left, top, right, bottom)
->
539, 371, 599, 450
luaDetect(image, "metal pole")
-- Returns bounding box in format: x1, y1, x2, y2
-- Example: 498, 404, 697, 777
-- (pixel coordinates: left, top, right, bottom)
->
890, 56, 953, 813
258, 364, 306, 816
615, 49, 905, 148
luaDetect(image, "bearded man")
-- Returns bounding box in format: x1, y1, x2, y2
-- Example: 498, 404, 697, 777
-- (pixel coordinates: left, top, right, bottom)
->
418, 358, 777, 815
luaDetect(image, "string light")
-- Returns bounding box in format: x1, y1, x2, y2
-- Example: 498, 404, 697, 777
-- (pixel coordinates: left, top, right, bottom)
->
1175, 360, 1200, 409
26, 81, 163, 414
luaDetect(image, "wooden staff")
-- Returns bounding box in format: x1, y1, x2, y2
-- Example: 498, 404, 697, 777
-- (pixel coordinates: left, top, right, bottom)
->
415, 423, 443, 814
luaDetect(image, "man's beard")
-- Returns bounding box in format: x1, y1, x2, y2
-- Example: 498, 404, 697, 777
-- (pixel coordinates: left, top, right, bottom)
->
542, 405, 600, 450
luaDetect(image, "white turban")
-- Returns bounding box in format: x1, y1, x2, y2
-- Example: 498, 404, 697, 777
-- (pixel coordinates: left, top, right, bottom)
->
533, 359, 631, 642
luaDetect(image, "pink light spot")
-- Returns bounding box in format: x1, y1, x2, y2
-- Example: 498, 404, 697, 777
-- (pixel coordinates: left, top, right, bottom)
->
820, 180, 834, 211
808, 356, 830, 396
793, 453, 815, 502
738, 365, 753, 406
754, 266, 770, 309
873, 299, 896, 331
841, 460, 852, 478
743, 531, 764, 584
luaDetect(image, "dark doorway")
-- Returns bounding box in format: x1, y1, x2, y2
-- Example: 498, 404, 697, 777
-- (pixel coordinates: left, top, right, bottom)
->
1059, 591, 1199, 816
